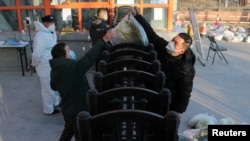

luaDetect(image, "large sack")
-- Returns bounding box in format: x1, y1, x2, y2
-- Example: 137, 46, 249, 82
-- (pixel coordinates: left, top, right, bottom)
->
110, 12, 149, 46
112, 5, 133, 27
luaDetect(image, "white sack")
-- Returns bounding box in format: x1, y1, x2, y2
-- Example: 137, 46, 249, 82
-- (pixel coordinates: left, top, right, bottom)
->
110, 12, 149, 46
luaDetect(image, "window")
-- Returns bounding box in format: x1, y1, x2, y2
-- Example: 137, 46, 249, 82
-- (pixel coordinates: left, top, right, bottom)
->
114, 0, 139, 4
21, 10, 45, 30
80, 0, 97, 2
0, 0, 16, 6
143, 8, 167, 30
51, 9, 64, 30
82, 8, 93, 30
50, 8, 108, 31
71, 0, 108, 2
51, 8, 80, 30
144, 0, 168, 4
20, 0, 44, 6
0, 10, 18, 31
51, 0, 66, 5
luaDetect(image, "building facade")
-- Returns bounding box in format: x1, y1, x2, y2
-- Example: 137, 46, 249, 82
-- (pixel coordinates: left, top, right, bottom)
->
0, 0, 175, 32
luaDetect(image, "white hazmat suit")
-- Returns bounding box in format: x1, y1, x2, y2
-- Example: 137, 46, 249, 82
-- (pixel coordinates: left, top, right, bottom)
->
32, 21, 60, 114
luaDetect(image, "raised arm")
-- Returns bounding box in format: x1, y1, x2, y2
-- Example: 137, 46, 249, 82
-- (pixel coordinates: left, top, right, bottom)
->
76, 29, 116, 74
131, 8, 168, 49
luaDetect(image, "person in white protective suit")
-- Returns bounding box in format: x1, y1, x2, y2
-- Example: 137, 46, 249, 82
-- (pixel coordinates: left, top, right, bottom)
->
32, 15, 61, 115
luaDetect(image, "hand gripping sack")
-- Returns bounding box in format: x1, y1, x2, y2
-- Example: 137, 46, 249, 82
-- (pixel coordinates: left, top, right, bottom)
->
110, 12, 149, 46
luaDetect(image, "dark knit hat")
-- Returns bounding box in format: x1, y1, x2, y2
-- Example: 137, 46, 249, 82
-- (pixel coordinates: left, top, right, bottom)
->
42, 15, 55, 23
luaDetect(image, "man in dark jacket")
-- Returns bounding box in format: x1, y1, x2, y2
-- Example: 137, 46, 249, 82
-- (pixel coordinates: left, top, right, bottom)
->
132, 9, 196, 119
89, 8, 110, 45
49, 29, 115, 141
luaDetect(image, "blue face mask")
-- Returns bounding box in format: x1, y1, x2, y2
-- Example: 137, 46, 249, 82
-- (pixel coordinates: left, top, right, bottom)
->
166, 41, 176, 54
69, 50, 77, 60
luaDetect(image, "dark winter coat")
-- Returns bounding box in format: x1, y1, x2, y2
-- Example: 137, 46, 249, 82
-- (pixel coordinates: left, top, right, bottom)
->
89, 17, 109, 45
49, 39, 106, 120
135, 14, 196, 113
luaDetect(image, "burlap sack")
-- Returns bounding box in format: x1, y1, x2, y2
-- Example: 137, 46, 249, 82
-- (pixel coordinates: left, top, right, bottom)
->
110, 12, 149, 46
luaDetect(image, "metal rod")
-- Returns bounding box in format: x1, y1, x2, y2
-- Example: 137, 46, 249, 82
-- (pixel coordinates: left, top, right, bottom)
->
27, 25, 33, 52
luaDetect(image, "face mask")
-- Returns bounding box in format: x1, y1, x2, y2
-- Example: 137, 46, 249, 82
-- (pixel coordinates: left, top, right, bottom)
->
166, 41, 176, 54
69, 50, 77, 60
48, 24, 55, 32
103, 16, 108, 21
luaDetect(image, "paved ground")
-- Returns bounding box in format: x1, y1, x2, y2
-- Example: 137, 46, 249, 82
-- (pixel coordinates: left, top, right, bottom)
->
0, 37, 250, 141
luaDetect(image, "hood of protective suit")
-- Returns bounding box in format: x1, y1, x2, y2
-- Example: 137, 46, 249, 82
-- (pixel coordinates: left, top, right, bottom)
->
34, 21, 49, 31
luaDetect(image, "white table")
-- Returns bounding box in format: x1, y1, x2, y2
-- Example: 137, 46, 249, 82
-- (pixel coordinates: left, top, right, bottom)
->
0, 44, 29, 76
